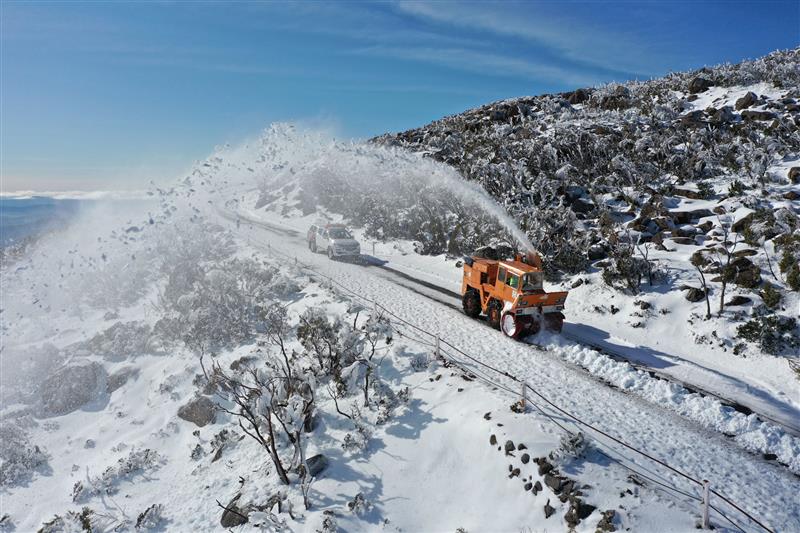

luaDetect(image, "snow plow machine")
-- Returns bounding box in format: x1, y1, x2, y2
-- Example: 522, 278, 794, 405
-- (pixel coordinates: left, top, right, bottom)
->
461, 251, 567, 339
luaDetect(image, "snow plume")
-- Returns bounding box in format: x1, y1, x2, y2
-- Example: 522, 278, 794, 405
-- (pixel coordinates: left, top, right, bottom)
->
237, 124, 537, 254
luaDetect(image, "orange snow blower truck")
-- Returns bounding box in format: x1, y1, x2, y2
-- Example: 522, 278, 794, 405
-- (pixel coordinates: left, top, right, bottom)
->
461, 252, 567, 338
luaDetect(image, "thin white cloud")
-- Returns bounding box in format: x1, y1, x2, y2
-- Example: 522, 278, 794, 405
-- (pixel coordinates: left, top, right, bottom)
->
354, 45, 600, 86
394, 1, 658, 76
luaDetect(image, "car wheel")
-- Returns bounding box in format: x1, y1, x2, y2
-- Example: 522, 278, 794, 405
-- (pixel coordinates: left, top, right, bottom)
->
327, 247, 334, 260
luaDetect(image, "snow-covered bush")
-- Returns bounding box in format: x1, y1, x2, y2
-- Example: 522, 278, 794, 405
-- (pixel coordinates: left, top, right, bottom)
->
135, 503, 166, 530
79, 321, 153, 360
736, 311, 799, 356
0, 422, 49, 487
72, 449, 165, 502
155, 258, 284, 354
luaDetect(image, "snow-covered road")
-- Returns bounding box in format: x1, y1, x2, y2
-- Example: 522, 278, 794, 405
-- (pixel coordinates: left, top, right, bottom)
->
225, 208, 800, 532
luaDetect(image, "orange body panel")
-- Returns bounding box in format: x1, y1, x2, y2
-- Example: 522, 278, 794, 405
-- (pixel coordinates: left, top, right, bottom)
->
461, 254, 568, 315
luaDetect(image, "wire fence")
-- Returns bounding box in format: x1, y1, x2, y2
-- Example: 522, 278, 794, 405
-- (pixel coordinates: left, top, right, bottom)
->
254, 234, 774, 533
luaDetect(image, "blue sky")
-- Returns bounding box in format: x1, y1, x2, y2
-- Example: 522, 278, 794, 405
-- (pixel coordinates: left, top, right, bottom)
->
2, 1, 798, 191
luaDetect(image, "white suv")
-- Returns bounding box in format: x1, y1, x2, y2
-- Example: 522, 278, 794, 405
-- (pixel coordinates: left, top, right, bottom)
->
307, 223, 361, 260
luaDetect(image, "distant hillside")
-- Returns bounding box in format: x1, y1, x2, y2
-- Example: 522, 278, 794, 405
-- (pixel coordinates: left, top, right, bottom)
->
370, 48, 800, 357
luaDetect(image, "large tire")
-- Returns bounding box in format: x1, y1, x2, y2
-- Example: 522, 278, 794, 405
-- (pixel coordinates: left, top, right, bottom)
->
487, 300, 502, 329
462, 290, 481, 318
310, 240, 317, 253
501, 312, 524, 339
327, 247, 335, 260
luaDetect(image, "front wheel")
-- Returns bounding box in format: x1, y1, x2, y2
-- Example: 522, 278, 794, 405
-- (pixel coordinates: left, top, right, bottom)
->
501, 312, 524, 338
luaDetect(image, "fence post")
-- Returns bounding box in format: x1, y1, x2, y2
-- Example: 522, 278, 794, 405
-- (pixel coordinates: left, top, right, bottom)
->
701, 479, 710, 529
372, 241, 376, 256
435, 335, 440, 359
521, 381, 527, 411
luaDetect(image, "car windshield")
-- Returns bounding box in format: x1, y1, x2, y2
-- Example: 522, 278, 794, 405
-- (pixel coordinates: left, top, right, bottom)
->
521, 272, 544, 292
328, 228, 352, 239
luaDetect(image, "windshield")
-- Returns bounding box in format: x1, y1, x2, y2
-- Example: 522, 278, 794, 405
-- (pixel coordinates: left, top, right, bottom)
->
522, 272, 544, 292
328, 228, 352, 239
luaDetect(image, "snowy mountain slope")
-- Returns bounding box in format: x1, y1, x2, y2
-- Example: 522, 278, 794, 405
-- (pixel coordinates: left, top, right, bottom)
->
2, 190, 706, 533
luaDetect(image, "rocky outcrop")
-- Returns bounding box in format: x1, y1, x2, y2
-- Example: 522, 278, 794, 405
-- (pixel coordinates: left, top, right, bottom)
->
177, 396, 217, 427
39, 361, 107, 416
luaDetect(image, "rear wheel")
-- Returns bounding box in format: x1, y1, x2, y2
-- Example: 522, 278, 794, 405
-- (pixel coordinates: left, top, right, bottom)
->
462, 290, 481, 318
487, 300, 502, 329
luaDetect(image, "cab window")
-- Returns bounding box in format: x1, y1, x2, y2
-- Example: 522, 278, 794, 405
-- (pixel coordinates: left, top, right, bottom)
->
507, 273, 519, 289
498, 267, 506, 283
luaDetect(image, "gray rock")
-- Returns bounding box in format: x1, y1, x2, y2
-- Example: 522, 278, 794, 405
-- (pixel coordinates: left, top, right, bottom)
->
40, 361, 107, 416
306, 454, 328, 477
220, 494, 248, 528
544, 499, 556, 519
177, 396, 216, 427
566, 88, 591, 105
726, 296, 751, 306
538, 461, 553, 476
544, 473, 563, 493
735, 91, 758, 110
741, 109, 777, 121
571, 278, 585, 289
533, 480, 542, 495
711, 106, 735, 124
688, 76, 714, 93
684, 287, 707, 303
524, 482, 533, 491
521, 453, 530, 464
789, 167, 800, 184
490, 434, 497, 446
504, 440, 515, 454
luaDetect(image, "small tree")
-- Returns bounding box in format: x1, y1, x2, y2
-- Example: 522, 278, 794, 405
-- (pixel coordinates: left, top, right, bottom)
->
714, 216, 739, 317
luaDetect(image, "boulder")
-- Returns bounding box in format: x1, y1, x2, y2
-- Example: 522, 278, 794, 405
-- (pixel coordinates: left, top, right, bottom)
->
741, 109, 777, 121
306, 454, 328, 477
40, 361, 107, 416
726, 296, 752, 306
566, 88, 591, 105
521, 453, 530, 464
672, 186, 705, 200
688, 76, 713, 94
672, 209, 714, 224
789, 167, 800, 184
544, 500, 556, 519
533, 480, 542, 495
504, 440, 515, 454
732, 211, 755, 233
220, 494, 248, 528
178, 396, 216, 427
544, 473, 563, 493
735, 92, 758, 110
684, 287, 707, 303
680, 110, 706, 128
783, 190, 800, 201
710, 106, 735, 124
670, 236, 695, 245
